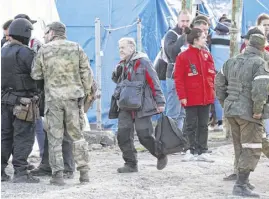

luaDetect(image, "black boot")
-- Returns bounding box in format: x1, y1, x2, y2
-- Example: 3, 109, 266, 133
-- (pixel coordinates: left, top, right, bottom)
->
157, 155, 168, 170
1, 170, 11, 182
232, 171, 260, 198
50, 171, 65, 186
223, 173, 237, 181
117, 164, 138, 173
63, 171, 74, 179
27, 164, 35, 170
13, 172, 40, 183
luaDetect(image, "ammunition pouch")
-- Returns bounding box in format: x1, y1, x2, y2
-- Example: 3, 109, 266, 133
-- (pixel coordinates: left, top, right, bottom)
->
78, 98, 86, 131
262, 137, 269, 159
262, 103, 269, 119
13, 96, 40, 122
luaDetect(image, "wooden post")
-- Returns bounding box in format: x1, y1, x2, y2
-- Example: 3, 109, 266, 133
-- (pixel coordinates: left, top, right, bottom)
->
137, 18, 142, 52
182, 0, 193, 13
95, 18, 102, 130
230, 0, 243, 58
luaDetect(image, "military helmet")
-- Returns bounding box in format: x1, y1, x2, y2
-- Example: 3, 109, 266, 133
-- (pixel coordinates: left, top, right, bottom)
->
8, 18, 33, 39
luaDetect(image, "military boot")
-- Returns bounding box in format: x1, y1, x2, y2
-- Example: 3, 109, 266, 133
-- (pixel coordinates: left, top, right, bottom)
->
117, 164, 138, 173
224, 173, 255, 190
246, 180, 255, 190
1, 171, 11, 182
79, 169, 89, 183
157, 155, 168, 170
13, 173, 40, 183
63, 171, 74, 179
50, 171, 65, 186
232, 172, 260, 198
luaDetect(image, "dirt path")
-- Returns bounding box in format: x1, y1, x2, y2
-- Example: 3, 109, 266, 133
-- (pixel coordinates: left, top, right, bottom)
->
2, 139, 269, 199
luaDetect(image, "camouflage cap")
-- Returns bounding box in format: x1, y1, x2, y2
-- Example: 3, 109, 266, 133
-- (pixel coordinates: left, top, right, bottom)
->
47, 21, 66, 36
248, 34, 266, 49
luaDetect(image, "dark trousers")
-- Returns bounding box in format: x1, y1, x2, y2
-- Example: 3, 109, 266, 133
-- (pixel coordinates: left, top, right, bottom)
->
39, 129, 75, 172
117, 111, 157, 167
1, 104, 35, 175
184, 105, 210, 154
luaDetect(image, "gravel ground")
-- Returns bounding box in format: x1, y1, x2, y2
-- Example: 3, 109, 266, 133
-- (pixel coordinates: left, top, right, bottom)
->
2, 135, 269, 199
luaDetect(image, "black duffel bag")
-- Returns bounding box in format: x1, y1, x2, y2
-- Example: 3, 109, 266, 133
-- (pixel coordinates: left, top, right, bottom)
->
155, 113, 188, 156
108, 95, 119, 119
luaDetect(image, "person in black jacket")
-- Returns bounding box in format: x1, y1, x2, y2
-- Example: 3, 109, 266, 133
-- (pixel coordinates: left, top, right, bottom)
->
163, 10, 192, 131
1, 18, 40, 183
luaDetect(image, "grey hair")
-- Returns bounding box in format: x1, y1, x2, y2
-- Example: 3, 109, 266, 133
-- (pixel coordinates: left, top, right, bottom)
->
118, 37, 136, 50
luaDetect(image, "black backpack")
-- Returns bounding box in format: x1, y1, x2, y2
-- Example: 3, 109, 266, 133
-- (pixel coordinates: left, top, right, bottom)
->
155, 113, 188, 156
154, 51, 167, 80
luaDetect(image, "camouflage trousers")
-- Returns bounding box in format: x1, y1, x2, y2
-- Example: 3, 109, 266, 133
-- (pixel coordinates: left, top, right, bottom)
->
227, 117, 263, 173
45, 99, 89, 174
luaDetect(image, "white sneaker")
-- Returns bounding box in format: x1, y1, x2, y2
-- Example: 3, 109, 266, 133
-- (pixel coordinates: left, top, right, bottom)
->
182, 150, 196, 162
208, 125, 215, 131
214, 124, 223, 131
196, 153, 214, 163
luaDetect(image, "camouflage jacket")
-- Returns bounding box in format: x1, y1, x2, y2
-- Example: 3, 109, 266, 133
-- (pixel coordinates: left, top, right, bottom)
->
215, 46, 269, 123
31, 37, 93, 102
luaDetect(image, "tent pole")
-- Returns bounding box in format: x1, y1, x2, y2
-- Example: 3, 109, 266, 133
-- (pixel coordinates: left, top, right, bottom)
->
95, 18, 102, 130
137, 18, 142, 51
230, 0, 243, 58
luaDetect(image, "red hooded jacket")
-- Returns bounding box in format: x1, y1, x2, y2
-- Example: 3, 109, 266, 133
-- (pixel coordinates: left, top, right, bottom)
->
174, 45, 216, 107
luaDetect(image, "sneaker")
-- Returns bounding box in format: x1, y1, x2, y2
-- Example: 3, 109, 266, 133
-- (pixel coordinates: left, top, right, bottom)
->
157, 155, 168, 170
199, 149, 212, 154
196, 153, 214, 163
13, 173, 40, 183
214, 124, 223, 131
182, 150, 196, 162
208, 125, 215, 131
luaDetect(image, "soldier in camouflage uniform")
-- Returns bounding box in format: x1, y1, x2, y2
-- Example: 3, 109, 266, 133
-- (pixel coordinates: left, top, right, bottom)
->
31, 22, 93, 185
215, 34, 269, 198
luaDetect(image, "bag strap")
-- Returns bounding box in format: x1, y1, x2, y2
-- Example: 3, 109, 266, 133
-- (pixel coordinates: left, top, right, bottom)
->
168, 29, 180, 39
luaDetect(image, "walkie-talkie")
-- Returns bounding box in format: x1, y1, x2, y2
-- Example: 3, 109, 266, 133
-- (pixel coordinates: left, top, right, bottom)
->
188, 59, 198, 75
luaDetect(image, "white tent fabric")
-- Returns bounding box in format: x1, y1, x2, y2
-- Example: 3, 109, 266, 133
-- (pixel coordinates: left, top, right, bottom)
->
0, 0, 60, 43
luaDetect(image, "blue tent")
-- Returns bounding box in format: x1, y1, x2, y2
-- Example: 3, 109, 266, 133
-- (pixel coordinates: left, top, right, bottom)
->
55, 0, 178, 131
242, 0, 269, 34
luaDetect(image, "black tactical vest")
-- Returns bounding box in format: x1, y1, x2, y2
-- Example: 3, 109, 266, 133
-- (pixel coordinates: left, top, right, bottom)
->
1, 44, 37, 92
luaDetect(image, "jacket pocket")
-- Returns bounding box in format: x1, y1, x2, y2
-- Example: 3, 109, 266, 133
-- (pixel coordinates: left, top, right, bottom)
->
142, 86, 156, 113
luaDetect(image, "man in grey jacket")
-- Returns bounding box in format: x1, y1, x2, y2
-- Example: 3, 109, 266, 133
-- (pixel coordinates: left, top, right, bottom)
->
163, 10, 192, 131
112, 37, 166, 173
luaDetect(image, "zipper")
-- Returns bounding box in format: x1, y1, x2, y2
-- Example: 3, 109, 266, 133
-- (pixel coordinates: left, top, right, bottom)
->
198, 51, 206, 104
